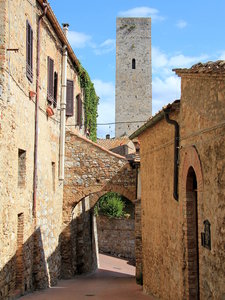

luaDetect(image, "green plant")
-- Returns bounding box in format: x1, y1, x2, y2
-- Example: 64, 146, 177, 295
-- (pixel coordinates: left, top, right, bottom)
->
78, 64, 99, 142
96, 192, 125, 218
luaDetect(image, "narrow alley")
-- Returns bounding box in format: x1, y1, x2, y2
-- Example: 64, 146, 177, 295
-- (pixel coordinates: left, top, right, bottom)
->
20, 254, 154, 300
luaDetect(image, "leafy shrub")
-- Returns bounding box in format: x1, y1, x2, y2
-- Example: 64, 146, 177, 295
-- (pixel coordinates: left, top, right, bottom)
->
95, 192, 125, 218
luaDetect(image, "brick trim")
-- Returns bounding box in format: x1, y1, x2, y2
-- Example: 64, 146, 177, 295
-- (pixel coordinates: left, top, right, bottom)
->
181, 146, 204, 299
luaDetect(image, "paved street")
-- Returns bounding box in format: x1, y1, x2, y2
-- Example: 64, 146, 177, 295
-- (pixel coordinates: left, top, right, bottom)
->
21, 254, 155, 300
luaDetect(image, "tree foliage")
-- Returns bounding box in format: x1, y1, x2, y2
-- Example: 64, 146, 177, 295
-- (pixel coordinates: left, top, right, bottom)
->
95, 192, 127, 218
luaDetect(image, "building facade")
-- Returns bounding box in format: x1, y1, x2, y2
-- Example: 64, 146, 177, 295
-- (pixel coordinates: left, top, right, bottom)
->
0, 0, 86, 298
130, 61, 225, 299
115, 18, 152, 137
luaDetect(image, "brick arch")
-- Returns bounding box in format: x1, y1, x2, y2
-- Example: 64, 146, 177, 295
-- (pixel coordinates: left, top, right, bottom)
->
61, 130, 137, 278
181, 146, 204, 299
181, 146, 203, 193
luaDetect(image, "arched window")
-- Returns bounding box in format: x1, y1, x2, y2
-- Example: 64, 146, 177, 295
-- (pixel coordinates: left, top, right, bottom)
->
132, 58, 136, 69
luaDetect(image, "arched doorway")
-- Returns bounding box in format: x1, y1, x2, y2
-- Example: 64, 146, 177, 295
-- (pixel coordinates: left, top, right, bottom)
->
186, 167, 200, 299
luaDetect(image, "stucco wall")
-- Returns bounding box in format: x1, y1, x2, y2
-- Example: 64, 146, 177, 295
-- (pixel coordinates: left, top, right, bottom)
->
139, 73, 225, 299
140, 111, 183, 299
179, 74, 225, 299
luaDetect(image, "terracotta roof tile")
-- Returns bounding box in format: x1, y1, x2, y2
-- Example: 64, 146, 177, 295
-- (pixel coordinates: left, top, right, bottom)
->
173, 60, 225, 75
97, 137, 131, 150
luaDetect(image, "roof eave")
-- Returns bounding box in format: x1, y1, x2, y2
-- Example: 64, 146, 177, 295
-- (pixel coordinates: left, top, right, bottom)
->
37, 0, 80, 70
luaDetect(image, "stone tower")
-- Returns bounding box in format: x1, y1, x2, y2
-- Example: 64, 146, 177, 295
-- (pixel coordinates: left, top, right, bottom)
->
115, 18, 152, 137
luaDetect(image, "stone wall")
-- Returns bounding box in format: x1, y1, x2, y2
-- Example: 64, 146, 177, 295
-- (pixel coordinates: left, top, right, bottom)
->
97, 215, 135, 259
61, 131, 137, 278
138, 69, 225, 299
0, 1, 83, 298
115, 18, 152, 137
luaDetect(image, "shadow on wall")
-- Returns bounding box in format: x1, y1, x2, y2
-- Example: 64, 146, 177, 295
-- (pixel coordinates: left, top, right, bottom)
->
0, 227, 50, 299
61, 198, 98, 278
0, 210, 98, 300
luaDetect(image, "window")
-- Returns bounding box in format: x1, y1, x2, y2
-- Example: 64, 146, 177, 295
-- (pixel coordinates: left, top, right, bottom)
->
52, 162, 56, 192
47, 56, 54, 104
76, 94, 82, 127
26, 20, 33, 82
66, 80, 74, 116
18, 149, 26, 187
132, 58, 136, 69
53, 72, 58, 108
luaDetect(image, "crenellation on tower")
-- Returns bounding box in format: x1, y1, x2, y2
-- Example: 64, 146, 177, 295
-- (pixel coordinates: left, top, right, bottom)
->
115, 18, 152, 137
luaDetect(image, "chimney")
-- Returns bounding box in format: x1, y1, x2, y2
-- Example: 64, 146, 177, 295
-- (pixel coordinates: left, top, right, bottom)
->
62, 23, 69, 38
106, 134, 110, 139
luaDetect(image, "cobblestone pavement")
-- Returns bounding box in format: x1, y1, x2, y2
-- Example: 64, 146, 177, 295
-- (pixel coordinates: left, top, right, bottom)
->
20, 254, 155, 300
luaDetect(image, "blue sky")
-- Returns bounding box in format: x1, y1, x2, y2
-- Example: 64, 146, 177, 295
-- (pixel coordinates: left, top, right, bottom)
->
48, 0, 225, 138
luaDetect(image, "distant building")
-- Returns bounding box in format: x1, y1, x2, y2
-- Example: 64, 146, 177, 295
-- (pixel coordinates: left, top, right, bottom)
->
115, 18, 152, 137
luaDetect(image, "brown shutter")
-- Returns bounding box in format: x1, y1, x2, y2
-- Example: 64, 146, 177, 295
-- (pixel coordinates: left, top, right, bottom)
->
66, 80, 74, 116
26, 20, 33, 82
53, 72, 58, 108
47, 57, 54, 103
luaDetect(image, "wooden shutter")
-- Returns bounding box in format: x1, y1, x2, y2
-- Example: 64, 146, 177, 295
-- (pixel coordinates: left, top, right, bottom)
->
53, 72, 58, 108
26, 20, 33, 82
66, 80, 74, 116
47, 57, 54, 103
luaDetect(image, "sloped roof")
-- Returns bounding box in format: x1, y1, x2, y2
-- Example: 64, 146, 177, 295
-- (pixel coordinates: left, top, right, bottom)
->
97, 136, 131, 150
37, 0, 80, 69
129, 100, 180, 139
174, 60, 225, 75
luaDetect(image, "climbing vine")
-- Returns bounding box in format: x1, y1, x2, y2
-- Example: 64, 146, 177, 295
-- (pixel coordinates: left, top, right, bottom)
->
78, 64, 99, 142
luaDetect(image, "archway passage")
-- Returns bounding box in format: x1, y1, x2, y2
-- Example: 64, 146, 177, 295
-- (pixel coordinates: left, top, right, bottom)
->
95, 192, 135, 265
61, 131, 138, 278
186, 167, 200, 300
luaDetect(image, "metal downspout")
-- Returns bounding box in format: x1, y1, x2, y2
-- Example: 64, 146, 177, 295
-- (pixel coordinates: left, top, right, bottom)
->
164, 109, 179, 201
33, 3, 48, 220
59, 24, 69, 181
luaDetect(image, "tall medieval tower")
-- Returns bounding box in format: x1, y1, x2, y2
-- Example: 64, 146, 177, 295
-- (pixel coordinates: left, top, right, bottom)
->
115, 18, 152, 137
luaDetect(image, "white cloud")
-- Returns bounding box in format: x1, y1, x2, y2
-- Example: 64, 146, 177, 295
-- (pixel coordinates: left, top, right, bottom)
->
118, 7, 164, 21
152, 76, 181, 114
176, 20, 187, 29
152, 46, 209, 72
67, 31, 92, 48
94, 39, 116, 55
168, 54, 209, 68
151, 47, 210, 114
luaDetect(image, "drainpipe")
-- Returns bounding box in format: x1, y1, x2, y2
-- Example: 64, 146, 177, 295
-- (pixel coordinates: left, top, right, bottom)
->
59, 23, 69, 180
33, 2, 48, 219
164, 109, 179, 201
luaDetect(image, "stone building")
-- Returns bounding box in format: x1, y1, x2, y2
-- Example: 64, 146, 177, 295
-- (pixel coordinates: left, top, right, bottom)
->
115, 18, 152, 137
97, 135, 136, 156
130, 61, 225, 299
0, 0, 87, 298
